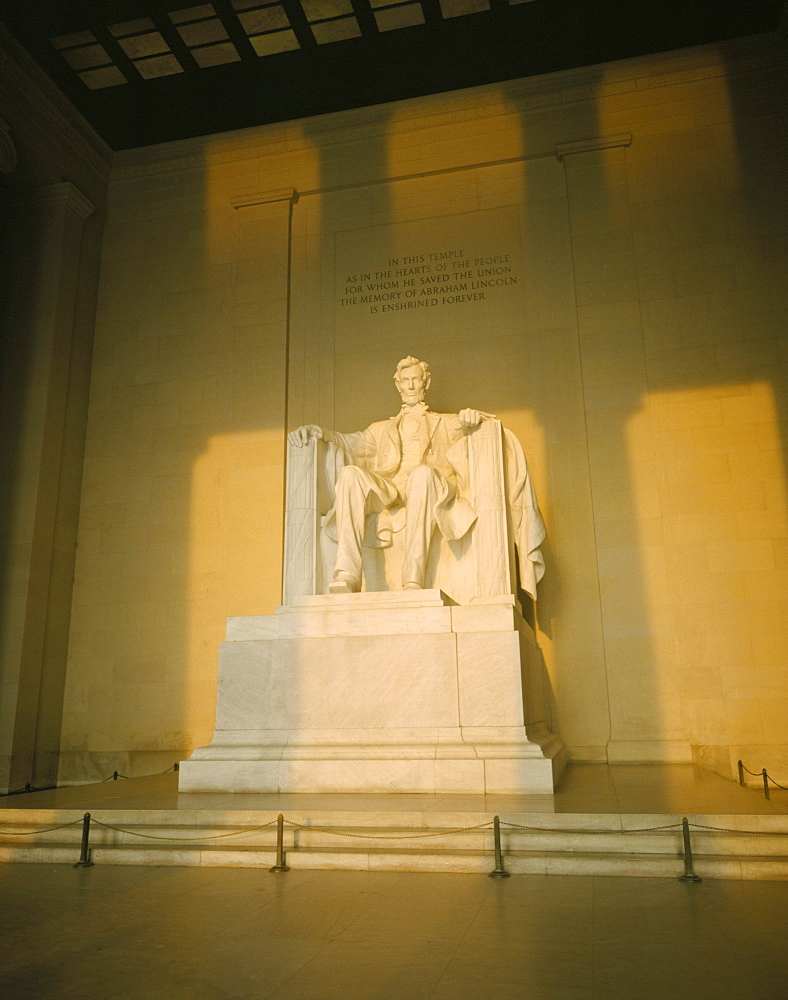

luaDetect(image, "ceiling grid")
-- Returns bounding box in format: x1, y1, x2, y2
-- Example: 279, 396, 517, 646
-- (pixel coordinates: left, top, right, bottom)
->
0, 0, 783, 149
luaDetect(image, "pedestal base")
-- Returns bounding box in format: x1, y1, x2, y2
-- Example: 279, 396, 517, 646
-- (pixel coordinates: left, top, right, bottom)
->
180, 591, 565, 795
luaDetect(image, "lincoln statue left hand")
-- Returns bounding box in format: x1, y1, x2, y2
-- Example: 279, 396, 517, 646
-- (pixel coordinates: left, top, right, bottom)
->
288, 355, 495, 594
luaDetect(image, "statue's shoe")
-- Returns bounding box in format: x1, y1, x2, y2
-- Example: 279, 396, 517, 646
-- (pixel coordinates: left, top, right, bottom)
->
402, 581, 422, 590
328, 573, 360, 594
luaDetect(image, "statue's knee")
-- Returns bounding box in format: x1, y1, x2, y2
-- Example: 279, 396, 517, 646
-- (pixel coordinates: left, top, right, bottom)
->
336, 464, 367, 497
407, 464, 437, 491
338, 465, 363, 485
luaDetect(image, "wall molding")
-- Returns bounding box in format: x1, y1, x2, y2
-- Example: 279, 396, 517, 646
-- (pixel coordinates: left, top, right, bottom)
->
231, 188, 299, 210
555, 133, 633, 161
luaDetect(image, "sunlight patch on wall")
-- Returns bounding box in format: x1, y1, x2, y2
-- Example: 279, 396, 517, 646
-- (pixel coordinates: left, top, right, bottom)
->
187, 430, 285, 740
627, 381, 786, 759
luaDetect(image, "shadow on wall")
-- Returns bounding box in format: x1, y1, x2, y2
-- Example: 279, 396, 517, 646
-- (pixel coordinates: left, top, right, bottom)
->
0, 184, 47, 790
513, 40, 787, 781
0, 169, 105, 792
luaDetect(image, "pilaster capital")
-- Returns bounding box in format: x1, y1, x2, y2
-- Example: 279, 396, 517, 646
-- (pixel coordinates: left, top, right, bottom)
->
32, 180, 95, 221
231, 188, 299, 211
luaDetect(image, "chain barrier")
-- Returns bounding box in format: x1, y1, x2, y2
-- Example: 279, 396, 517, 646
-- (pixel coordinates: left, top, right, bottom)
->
502, 819, 786, 837
1, 783, 55, 797
283, 819, 494, 840
0, 818, 84, 836
500, 820, 683, 834
738, 759, 787, 799
739, 762, 787, 786
2, 809, 785, 884
90, 818, 279, 842
687, 822, 786, 836
2, 763, 179, 797
2, 816, 785, 843
3, 810, 786, 885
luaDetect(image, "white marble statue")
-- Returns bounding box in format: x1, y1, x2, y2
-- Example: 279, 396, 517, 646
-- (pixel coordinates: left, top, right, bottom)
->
287, 355, 546, 601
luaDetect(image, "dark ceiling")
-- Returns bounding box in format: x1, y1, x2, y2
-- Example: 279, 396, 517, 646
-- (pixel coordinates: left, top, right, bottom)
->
1, 0, 785, 150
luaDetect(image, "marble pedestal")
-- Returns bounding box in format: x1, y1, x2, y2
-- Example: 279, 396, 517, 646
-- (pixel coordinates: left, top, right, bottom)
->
179, 591, 565, 795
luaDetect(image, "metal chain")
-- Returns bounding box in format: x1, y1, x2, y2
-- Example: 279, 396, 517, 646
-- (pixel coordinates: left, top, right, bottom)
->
2, 815, 784, 844
90, 818, 278, 841
0, 819, 85, 836
283, 819, 494, 840
740, 763, 787, 789
688, 822, 788, 836
500, 820, 683, 834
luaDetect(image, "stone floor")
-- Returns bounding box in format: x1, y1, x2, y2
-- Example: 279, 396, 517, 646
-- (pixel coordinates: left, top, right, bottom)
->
1, 862, 786, 999
2, 761, 786, 816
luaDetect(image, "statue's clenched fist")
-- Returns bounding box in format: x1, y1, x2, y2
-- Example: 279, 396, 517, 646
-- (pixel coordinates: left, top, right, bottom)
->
457, 408, 496, 429
288, 424, 323, 447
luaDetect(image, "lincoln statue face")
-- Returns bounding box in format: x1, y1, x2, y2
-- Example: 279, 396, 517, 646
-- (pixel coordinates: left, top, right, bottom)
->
395, 365, 426, 406
393, 356, 431, 407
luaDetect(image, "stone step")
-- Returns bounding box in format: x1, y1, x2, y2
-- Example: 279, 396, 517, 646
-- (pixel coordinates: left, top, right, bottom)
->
1, 838, 786, 879
2, 804, 786, 878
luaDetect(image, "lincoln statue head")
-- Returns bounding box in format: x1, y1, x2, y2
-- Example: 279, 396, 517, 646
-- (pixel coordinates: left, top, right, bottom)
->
393, 355, 431, 406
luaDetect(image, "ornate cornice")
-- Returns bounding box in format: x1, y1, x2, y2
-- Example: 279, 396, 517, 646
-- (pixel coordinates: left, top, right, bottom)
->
0, 23, 112, 185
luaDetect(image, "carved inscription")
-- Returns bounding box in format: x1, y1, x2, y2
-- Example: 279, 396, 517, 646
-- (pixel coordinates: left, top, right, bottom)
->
338, 247, 519, 315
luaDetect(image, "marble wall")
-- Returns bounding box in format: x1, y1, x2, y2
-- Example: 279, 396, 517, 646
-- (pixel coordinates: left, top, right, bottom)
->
58, 31, 786, 784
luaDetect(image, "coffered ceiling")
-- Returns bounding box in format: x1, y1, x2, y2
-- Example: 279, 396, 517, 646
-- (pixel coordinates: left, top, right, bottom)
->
1, 0, 784, 150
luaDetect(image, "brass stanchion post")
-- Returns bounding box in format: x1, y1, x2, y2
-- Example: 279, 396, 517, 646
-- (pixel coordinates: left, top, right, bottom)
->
488, 815, 510, 878
269, 813, 290, 872
677, 817, 702, 883
762, 769, 770, 800
73, 813, 95, 868
737, 759, 744, 785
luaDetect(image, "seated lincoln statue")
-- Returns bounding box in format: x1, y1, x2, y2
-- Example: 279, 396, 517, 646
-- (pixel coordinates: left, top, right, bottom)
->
286, 355, 545, 604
